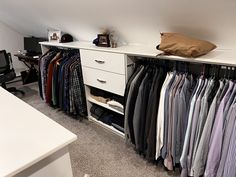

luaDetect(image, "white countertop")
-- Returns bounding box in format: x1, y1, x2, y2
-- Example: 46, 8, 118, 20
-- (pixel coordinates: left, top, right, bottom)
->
0, 87, 77, 177
40, 41, 161, 57
40, 41, 236, 66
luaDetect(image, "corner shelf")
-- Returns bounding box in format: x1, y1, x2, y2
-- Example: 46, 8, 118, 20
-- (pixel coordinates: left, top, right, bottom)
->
87, 96, 124, 115
88, 116, 125, 138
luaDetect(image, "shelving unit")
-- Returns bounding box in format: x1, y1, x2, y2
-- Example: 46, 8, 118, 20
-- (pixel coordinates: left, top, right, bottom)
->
40, 40, 236, 138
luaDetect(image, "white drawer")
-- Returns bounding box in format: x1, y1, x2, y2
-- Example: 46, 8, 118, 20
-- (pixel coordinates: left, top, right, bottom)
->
80, 49, 125, 74
82, 67, 125, 96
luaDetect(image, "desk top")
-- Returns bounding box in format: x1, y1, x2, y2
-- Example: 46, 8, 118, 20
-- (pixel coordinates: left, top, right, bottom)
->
0, 87, 77, 177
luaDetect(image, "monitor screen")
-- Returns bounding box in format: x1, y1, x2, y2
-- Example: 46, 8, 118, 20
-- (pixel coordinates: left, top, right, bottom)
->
24, 37, 45, 54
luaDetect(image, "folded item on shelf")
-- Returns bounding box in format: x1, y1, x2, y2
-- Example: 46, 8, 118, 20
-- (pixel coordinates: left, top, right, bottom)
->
90, 87, 110, 98
90, 104, 124, 132
90, 87, 124, 105
107, 100, 124, 113
111, 95, 124, 105
91, 95, 110, 104
99, 114, 114, 125
90, 105, 105, 119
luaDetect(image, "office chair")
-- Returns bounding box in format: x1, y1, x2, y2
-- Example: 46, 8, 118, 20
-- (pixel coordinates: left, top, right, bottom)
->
0, 50, 25, 95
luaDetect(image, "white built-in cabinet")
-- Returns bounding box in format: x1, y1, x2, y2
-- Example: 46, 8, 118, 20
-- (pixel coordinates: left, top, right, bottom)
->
40, 41, 236, 138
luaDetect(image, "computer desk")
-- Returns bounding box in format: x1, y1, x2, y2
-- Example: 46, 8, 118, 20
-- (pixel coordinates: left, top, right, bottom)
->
14, 54, 39, 70
14, 54, 39, 84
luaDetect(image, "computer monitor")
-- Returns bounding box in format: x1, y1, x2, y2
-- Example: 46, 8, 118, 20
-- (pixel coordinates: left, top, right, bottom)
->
0, 50, 10, 73
24, 37, 45, 56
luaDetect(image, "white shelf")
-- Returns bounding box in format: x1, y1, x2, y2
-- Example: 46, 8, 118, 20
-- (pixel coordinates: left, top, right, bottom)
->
40, 41, 162, 58
89, 116, 125, 138
157, 49, 236, 67
40, 41, 236, 66
87, 96, 124, 115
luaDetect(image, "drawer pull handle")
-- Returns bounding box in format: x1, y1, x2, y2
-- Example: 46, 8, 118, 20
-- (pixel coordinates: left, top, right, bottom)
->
97, 79, 107, 84
95, 60, 105, 64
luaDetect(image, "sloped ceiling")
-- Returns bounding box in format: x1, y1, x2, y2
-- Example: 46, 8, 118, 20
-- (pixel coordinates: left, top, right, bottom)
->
0, 0, 235, 49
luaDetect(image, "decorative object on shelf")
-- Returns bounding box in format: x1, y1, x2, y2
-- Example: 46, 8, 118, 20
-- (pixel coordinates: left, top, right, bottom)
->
48, 30, 61, 43
97, 34, 110, 47
60, 33, 73, 43
109, 30, 118, 48
156, 33, 217, 57
93, 28, 112, 47
93, 38, 99, 46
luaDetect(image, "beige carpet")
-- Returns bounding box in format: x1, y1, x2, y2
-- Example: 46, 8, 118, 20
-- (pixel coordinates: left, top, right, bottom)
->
13, 82, 180, 177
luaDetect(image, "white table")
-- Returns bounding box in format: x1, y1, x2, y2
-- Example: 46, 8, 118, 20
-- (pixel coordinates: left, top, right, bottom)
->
0, 87, 77, 177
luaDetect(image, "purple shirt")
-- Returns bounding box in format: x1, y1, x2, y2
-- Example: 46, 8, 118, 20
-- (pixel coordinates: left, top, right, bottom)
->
204, 81, 234, 177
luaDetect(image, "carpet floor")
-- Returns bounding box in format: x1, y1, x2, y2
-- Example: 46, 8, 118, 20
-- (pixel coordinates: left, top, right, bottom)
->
13, 82, 180, 177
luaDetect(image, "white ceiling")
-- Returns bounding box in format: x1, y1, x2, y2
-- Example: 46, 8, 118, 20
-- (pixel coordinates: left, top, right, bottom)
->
0, 0, 235, 49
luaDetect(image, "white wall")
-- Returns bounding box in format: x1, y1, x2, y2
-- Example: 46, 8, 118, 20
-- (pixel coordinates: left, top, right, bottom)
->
0, 21, 26, 75
0, 0, 235, 50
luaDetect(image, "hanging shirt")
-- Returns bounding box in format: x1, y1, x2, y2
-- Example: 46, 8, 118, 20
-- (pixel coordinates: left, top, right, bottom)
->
124, 66, 145, 144
161, 71, 176, 159
222, 83, 236, 121
143, 68, 159, 155
222, 116, 236, 177
45, 52, 61, 104
38, 50, 50, 99
216, 99, 236, 177
146, 68, 165, 162
171, 74, 186, 165
192, 81, 224, 177
69, 61, 78, 114
164, 74, 183, 170
72, 63, 87, 116
155, 72, 173, 159
190, 79, 215, 174
52, 59, 62, 106
175, 75, 193, 164
133, 70, 153, 153
40, 51, 57, 100
204, 81, 234, 177
124, 65, 143, 108
180, 77, 204, 177
187, 78, 208, 176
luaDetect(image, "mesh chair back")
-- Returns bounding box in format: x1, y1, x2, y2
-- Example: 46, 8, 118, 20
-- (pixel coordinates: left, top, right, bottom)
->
0, 50, 10, 74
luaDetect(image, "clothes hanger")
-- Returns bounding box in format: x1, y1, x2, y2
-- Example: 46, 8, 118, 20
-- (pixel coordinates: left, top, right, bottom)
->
173, 61, 177, 72
223, 66, 227, 80
233, 67, 236, 80
185, 62, 189, 74
212, 65, 217, 79
226, 66, 231, 80
200, 64, 206, 79
227, 67, 231, 80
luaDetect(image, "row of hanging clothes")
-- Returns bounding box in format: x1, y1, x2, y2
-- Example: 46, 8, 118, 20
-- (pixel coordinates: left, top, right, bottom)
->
124, 59, 236, 177
38, 48, 87, 118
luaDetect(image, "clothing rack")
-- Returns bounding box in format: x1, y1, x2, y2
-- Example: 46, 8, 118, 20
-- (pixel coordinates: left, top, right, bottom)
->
125, 58, 236, 176
38, 48, 87, 118
134, 57, 236, 79
39, 41, 236, 177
